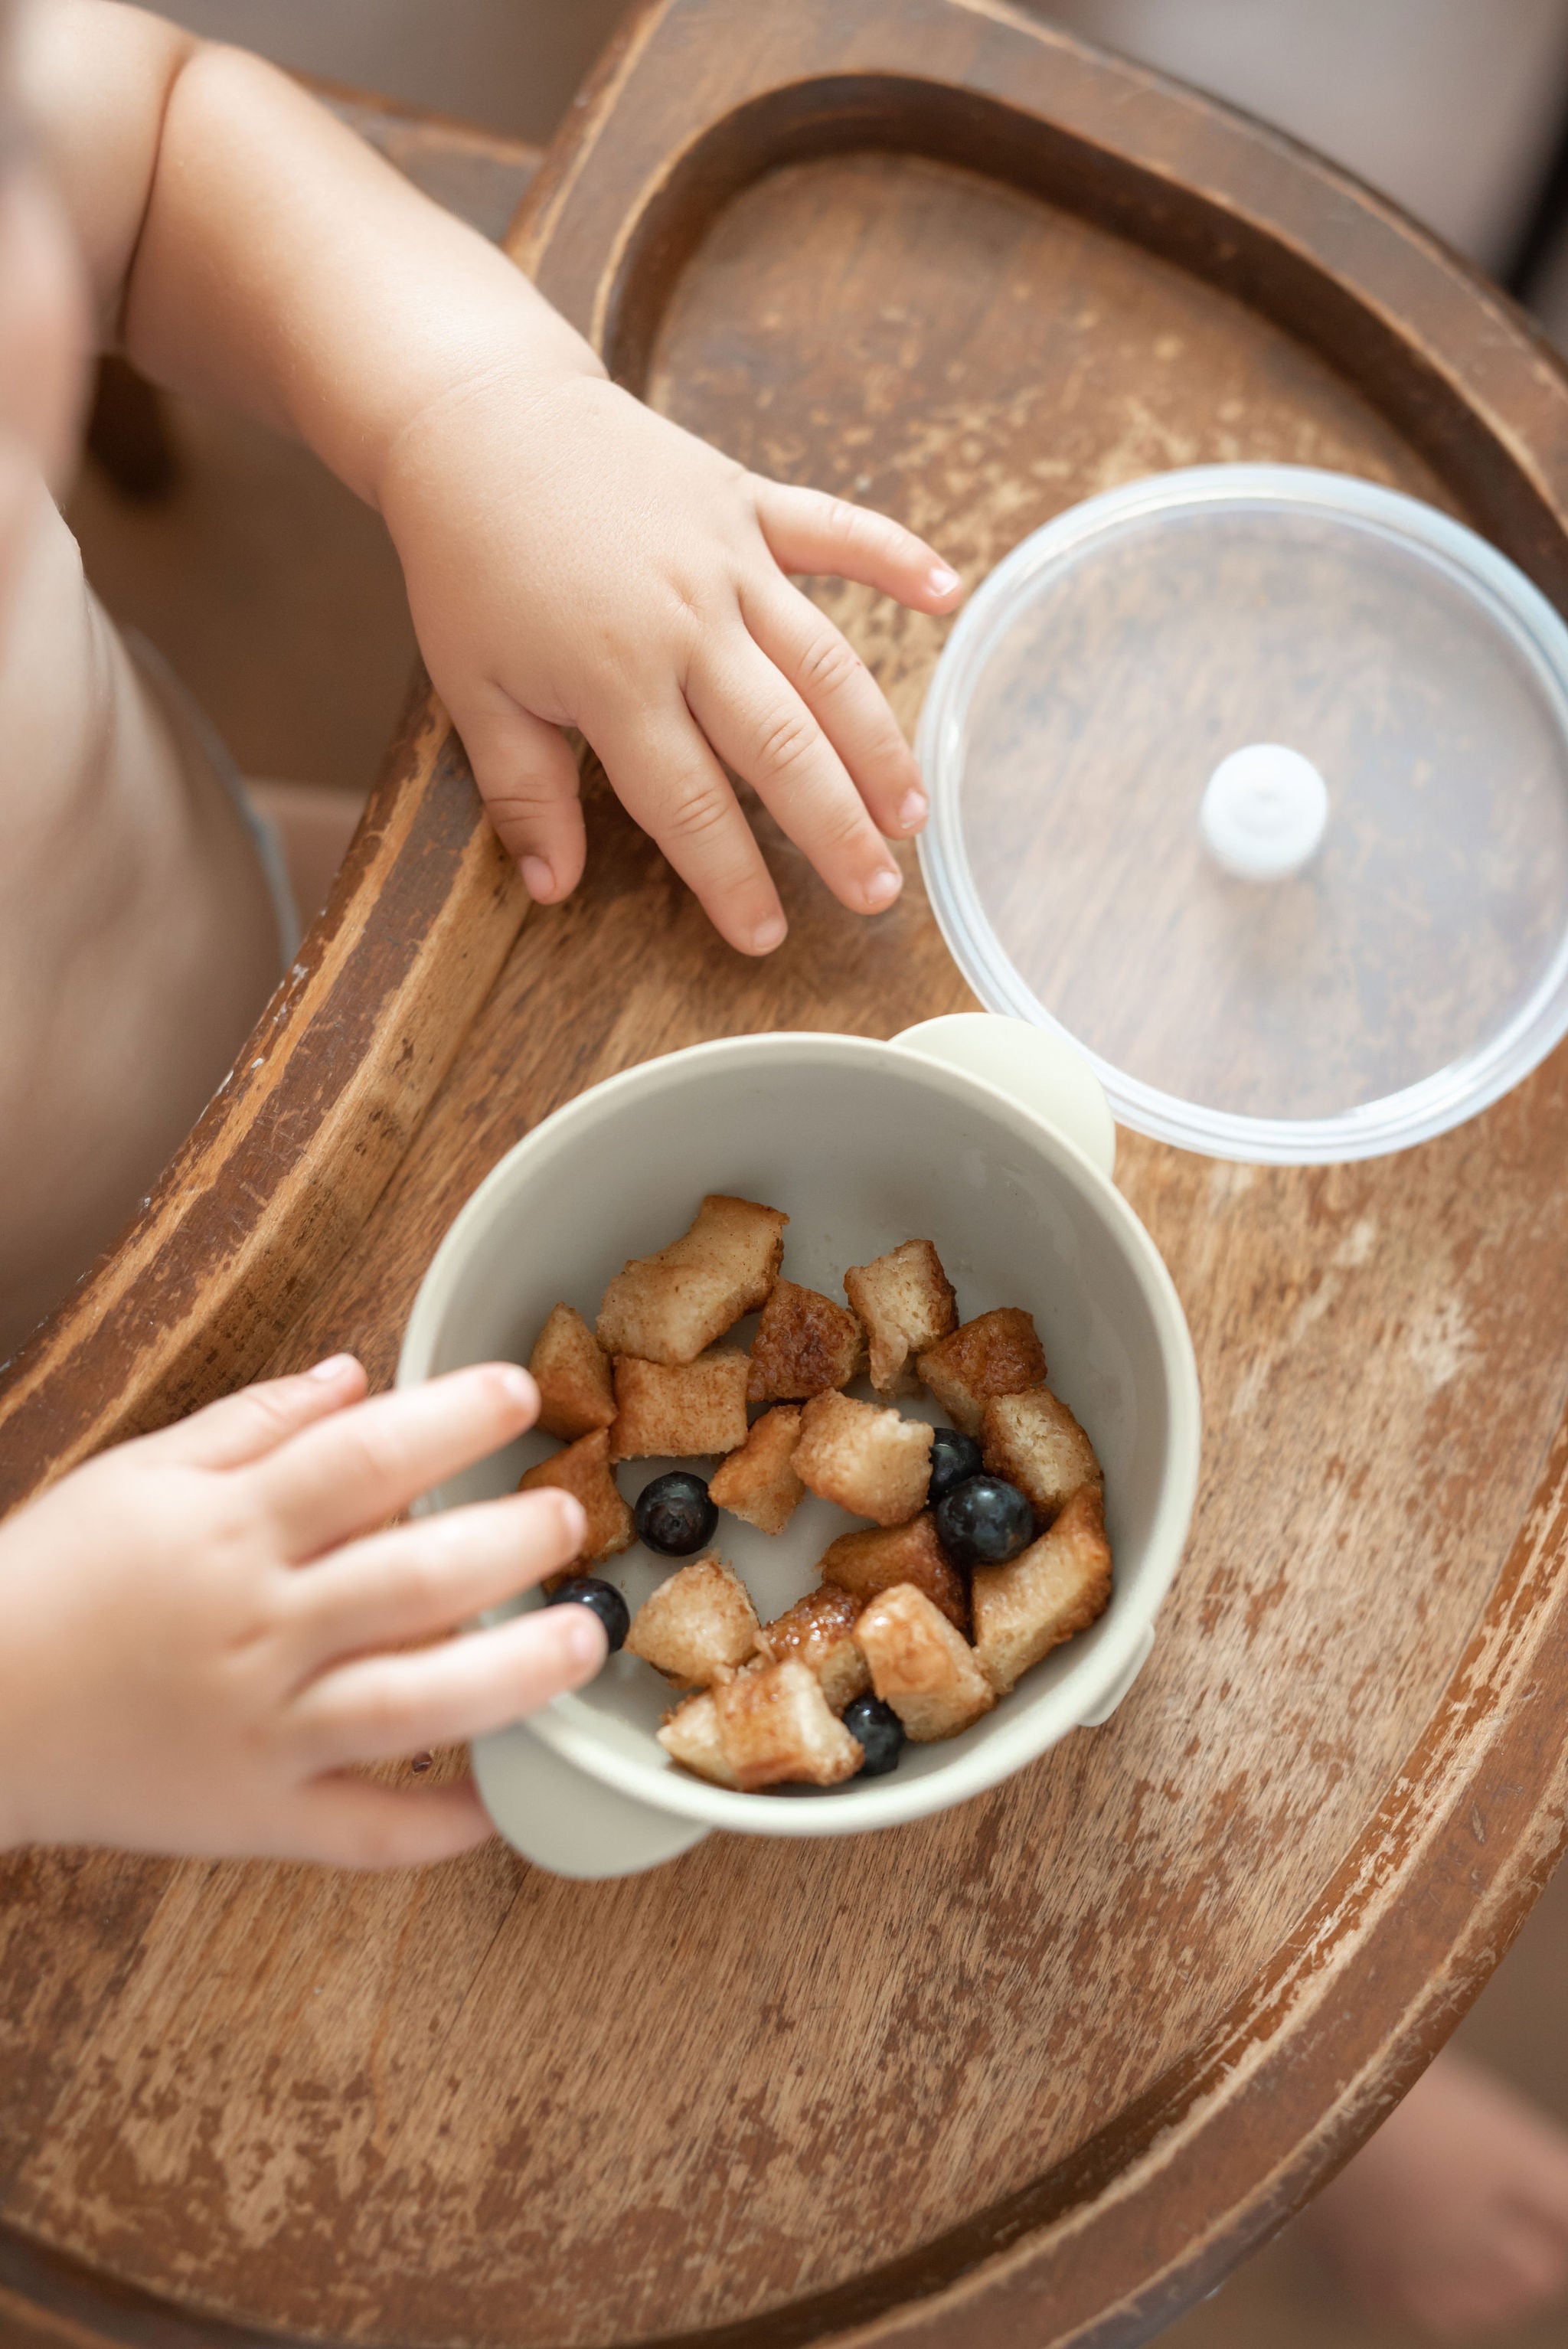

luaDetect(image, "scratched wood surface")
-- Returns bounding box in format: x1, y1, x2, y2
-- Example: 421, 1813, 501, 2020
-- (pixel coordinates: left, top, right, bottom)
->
8, 4, 1568, 2346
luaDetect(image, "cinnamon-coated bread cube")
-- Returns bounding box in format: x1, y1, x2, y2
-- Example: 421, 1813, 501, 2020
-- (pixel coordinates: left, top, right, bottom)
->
518, 1426, 632, 1578
818, 1512, 969, 1633
854, 1583, 996, 1742
753, 1584, 869, 1712
597, 1194, 786, 1365
708, 1404, 805, 1534
658, 1689, 740, 1788
844, 1238, 957, 1394
793, 1390, 933, 1526
916, 1307, 1047, 1439
610, 1349, 750, 1459
713, 1658, 864, 1789
747, 1279, 864, 1403
982, 1384, 1102, 1527
528, 1302, 616, 1440
626, 1555, 760, 1687
972, 1486, 1113, 1695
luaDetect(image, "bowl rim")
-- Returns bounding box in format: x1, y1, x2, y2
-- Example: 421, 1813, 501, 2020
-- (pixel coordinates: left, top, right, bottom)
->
397, 1029, 1201, 1835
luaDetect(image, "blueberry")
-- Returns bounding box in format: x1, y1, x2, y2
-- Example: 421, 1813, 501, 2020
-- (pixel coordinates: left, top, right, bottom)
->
927, 1426, 984, 1504
934, 1474, 1034, 1570
842, 1692, 906, 1777
545, 1576, 629, 1653
634, 1470, 717, 1556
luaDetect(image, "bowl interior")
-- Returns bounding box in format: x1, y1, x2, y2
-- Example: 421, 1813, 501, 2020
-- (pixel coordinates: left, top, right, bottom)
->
403, 1037, 1184, 1828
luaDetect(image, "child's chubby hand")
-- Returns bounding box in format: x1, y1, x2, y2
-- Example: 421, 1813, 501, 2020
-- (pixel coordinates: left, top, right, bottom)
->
0, 1354, 601, 1867
377, 364, 964, 955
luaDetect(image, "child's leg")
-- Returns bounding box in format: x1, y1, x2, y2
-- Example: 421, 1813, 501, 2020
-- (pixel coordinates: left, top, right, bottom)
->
0, 492, 281, 1357
1301, 2048, 1568, 2336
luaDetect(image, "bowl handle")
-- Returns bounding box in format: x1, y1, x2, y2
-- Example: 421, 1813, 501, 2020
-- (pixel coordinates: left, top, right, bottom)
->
892, 1015, 1116, 1180
472, 1721, 711, 1880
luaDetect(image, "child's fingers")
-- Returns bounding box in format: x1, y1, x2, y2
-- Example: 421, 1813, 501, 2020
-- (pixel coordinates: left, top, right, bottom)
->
286, 1489, 585, 1667
142, 1355, 368, 1471
289, 1605, 606, 1769
590, 698, 788, 955
448, 684, 586, 904
684, 632, 902, 917
290, 1772, 495, 1870
751, 479, 964, 612
740, 582, 927, 840
253, 1364, 537, 1560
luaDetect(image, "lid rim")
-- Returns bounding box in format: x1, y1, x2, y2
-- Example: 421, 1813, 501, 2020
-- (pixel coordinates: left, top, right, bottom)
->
918, 462, 1568, 1165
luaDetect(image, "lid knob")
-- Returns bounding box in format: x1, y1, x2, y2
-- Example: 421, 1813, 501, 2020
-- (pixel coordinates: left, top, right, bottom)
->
1200, 743, 1328, 882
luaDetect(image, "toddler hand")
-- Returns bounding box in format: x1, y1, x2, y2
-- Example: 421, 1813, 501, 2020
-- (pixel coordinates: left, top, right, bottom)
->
380, 367, 963, 955
0, 1355, 599, 1867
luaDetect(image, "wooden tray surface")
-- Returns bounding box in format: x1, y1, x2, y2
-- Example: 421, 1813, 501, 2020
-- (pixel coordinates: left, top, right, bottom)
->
7, 4, 1568, 2345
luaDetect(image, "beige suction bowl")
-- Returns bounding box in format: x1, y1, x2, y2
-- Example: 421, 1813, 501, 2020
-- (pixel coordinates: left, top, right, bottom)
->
397, 1018, 1200, 1878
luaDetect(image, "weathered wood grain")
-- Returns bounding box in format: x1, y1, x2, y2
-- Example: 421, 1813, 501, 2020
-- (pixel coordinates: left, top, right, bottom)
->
7, 3, 1568, 2345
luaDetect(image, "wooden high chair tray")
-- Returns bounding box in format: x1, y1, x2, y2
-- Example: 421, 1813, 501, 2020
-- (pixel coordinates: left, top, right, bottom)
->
6, 2, 1568, 2343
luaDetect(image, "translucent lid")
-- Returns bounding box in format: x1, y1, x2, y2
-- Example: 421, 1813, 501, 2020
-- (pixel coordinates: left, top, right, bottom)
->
916, 466, 1568, 1162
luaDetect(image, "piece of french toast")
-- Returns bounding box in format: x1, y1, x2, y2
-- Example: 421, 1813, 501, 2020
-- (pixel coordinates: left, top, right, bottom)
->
844, 1238, 957, 1394
854, 1583, 996, 1741
793, 1390, 933, 1525
528, 1302, 616, 1441
917, 1306, 1047, 1439
658, 1688, 740, 1787
597, 1194, 786, 1365
972, 1485, 1113, 1694
626, 1554, 760, 1686
751, 1584, 869, 1711
982, 1384, 1102, 1527
518, 1426, 633, 1576
818, 1512, 969, 1632
713, 1658, 864, 1789
708, 1403, 805, 1534
746, 1278, 864, 1403
610, 1348, 750, 1459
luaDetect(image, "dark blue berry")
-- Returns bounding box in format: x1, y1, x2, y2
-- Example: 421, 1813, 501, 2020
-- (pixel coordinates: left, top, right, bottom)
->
927, 1426, 984, 1504
934, 1474, 1034, 1570
634, 1470, 717, 1556
545, 1576, 629, 1653
842, 1692, 906, 1777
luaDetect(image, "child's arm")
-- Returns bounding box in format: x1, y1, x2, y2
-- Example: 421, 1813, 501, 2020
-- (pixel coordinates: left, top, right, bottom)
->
24, 2, 962, 953
0, 1356, 603, 1864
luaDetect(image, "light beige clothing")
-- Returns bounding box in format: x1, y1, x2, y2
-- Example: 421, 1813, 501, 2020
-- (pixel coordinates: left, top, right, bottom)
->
0, 477, 282, 1360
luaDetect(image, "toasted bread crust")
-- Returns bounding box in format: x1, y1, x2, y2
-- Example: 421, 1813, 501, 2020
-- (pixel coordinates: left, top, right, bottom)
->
609, 1348, 751, 1459
917, 1308, 1047, 1439
708, 1404, 805, 1534
713, 1658, 864, 1788
518, 1426, 634, 1576
854, 1583, 995, 1742
972, 1486, 1112, 1694
753, 1584, 869, 1711
982, 1383, 1102, 1526
818, 1512, 969, 1632
844, 1239, 957, 1394
626, 1554, 760, 1686
747, 1279, 864, 1403
597, 1194, 786, 1365
793, 1390, 934, 1526
528, 1302, 616, 1440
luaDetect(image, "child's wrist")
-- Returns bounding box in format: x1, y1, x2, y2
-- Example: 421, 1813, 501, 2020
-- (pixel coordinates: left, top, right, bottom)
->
365, 319, 607, 518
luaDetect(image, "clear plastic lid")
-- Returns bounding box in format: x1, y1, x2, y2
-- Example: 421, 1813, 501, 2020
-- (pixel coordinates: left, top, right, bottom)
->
916, 466, 1568, 1162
